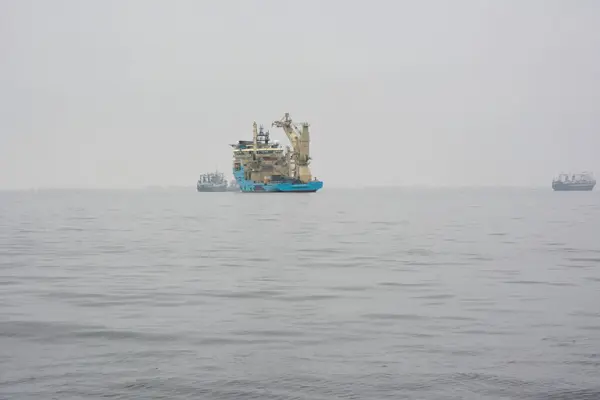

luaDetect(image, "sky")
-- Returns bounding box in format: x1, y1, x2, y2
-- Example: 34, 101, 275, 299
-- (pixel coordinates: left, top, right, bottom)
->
1, 0, 599, 189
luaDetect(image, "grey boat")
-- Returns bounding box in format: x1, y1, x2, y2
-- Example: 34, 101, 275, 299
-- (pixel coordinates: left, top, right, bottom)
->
552, 172, 596, 191
197, 171, 228, 192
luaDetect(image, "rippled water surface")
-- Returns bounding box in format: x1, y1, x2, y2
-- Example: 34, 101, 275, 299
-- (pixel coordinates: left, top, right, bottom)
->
1, 188, 599, 399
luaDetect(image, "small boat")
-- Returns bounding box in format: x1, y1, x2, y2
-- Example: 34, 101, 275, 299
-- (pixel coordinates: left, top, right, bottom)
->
552, 172, 596, 191
196, 171, 228, 192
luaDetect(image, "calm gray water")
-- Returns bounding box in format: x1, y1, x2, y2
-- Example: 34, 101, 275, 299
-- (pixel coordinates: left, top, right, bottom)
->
1, 188, 599, 399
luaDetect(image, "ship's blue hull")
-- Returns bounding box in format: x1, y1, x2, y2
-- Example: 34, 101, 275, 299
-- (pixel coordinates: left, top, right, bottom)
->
233, 166, 323, 193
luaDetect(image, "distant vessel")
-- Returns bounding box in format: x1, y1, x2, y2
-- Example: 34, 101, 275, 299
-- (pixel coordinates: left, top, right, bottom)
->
552, 172, 596, 191
230, 113, 323, 193
196, 171, 228, 192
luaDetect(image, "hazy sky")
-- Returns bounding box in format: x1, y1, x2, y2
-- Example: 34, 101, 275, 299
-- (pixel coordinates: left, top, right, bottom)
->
1, 0, 599, 189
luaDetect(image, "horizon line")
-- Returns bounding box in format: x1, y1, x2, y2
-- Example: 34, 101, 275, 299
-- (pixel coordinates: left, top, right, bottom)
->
0, 184, 556, 192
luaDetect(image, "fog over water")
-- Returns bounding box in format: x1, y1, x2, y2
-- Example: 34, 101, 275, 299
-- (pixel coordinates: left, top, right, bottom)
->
1, 0, 599, 189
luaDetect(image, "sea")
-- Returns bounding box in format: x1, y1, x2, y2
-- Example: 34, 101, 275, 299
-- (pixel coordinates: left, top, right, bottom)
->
1, 188, 599, 399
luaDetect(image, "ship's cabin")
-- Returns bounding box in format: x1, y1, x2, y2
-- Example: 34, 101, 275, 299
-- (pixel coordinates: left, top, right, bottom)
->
257, 125, 270, 145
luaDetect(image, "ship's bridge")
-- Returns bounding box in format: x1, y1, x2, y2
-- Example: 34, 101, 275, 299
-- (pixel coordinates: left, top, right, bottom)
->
232, 147, 284, 158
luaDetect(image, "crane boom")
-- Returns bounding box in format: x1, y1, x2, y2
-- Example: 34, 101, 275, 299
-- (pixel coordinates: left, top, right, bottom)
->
272, 113, 300, 151
272, 112, 312, 183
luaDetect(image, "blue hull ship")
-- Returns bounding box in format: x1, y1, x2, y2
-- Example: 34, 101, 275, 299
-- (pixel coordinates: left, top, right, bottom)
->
233, 165, 323, 193
231, 113, 324, 194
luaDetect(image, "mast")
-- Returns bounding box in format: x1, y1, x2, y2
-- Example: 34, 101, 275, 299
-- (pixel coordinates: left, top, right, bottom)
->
252, 121, 258, 151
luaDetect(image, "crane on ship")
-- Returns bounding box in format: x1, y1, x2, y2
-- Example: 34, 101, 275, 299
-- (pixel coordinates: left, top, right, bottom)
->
272, 113, 312, 182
